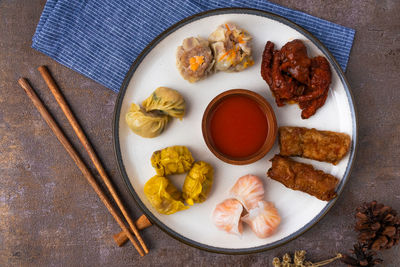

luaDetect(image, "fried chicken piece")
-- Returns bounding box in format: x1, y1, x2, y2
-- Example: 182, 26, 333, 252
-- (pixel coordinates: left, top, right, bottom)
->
278, 126, 351, 165
261, 41, 274, 86
297, 56, 331, 118
299, 88, 329, 119
260, 40, 332, 119
261, 42, 301, 106
295, 56, 331, 103
280, 40, 311, 86
267, 155, 339, 201
270, 50, 300, 106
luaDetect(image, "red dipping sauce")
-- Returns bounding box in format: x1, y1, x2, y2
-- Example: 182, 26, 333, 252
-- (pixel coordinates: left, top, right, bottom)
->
209, 95, 269, 158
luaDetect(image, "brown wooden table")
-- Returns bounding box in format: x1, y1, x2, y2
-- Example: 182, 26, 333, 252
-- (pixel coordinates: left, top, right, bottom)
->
1, 0, 399, 266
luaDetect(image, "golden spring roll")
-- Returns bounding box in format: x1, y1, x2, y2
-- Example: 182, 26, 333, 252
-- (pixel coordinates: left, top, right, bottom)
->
267, 155, 339, 201
279, 126, 351, 165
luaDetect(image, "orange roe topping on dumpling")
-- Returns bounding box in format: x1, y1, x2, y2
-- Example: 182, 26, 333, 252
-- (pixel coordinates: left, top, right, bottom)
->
243, 59, 254, 69
189, 55, 205, 71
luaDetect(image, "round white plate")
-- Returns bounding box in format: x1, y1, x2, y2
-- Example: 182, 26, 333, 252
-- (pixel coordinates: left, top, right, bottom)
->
113, 8, 357, 254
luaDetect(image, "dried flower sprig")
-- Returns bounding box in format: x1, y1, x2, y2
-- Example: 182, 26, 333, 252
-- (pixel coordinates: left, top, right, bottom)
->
272, 250, 342, 267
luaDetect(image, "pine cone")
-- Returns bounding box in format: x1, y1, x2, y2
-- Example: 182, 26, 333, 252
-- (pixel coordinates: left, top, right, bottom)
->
341, 243, 383, 266
355, 201, 400, 250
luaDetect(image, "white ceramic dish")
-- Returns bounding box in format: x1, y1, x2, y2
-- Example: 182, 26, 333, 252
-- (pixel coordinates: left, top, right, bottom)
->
113, 8, 357, 254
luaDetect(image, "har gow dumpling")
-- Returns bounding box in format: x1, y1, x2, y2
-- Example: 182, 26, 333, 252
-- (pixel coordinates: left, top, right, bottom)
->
182, 161, 214, 205
230, 175, 265, 210
125, 103, 170, 138
144, 175, 188, 215
241, 201, 281, 238
151, 146, 195, 176
212, 198, 243, 236
142, 87, 186, 120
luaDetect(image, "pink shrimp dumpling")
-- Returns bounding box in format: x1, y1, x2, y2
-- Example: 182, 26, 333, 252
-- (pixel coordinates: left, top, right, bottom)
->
230, 175, 265, 210
212, 198, 243, 236
241, 200, 281, 238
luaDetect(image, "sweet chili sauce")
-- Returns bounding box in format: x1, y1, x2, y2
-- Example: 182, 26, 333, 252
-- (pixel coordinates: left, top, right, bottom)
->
209, 95, 268, 158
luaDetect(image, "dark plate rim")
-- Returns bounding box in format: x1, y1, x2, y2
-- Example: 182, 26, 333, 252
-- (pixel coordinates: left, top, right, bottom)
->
112, 7, 358, 254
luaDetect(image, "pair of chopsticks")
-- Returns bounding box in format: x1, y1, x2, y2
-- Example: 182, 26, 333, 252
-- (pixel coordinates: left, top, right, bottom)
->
18, 66, 148, 256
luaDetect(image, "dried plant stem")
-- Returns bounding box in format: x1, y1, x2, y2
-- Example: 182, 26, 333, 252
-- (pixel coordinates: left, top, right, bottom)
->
308, 253, 342, 266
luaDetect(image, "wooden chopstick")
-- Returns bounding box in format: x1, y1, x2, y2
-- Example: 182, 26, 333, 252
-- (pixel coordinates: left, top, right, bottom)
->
37, 66, 149, 254
113, 215, 152, 247
18, 78, 145, 257
37, 66, 148, 254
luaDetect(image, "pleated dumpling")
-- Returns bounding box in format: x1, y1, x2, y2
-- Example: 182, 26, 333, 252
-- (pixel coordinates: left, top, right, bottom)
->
182, 161, 214, 205
144, 175, 188, 215
142, 87, 186, 120
212, 199, 243, 236
151, 145, 195, 176
230, 175, 265, 210
125, 103, 170, 138
241, 201, 281, 238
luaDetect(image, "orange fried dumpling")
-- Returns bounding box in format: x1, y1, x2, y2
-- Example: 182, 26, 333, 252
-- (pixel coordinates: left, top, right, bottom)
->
230, 175, 265, 210
212, 198, 243, 236
241, 201, 281, 238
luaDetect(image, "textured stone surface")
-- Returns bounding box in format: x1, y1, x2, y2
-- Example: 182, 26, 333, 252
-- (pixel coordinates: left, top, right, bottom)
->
1, 0, 399, 266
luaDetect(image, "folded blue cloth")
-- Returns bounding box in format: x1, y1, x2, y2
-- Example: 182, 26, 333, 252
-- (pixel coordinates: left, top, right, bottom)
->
32, 0, 355, 92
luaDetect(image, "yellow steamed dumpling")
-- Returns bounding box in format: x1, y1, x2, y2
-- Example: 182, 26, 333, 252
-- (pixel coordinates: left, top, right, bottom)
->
144, 175, 188, 215
151, 146, 194, 176
182, 161, 214, 205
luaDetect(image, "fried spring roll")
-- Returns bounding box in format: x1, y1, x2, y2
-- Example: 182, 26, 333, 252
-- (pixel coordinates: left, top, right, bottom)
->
279, 126, 351, 165
267, 155, 338, 201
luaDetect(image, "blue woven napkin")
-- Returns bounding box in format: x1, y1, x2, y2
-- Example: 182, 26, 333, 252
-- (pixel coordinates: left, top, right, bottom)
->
32, 0, 355, 93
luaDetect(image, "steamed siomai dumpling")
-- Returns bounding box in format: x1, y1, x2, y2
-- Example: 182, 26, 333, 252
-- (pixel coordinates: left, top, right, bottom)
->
176, 37, 215, 83
182, 161, 214, 205
241, 201, 281, 238
125, 103, 170, 138
208, 23, 254, 72
142, 87, 186, 120
144, 175, 188, 215
151, 145, 195, 176
212, 198, 243, 236
230, 175, 265, 210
